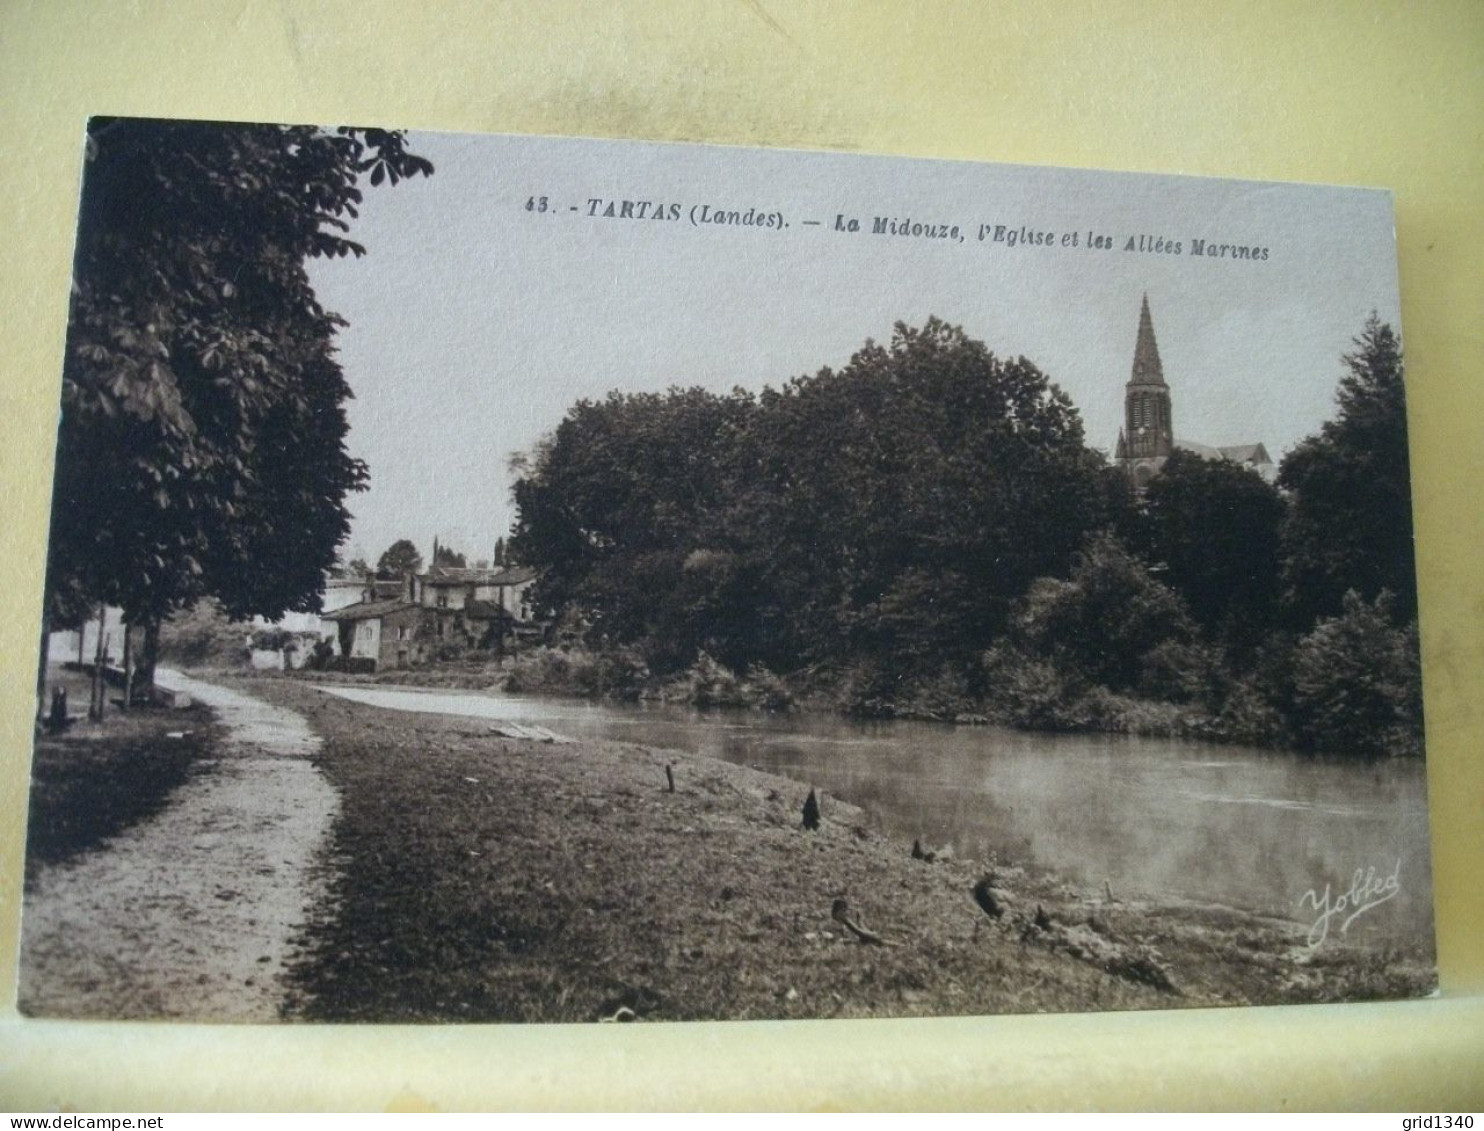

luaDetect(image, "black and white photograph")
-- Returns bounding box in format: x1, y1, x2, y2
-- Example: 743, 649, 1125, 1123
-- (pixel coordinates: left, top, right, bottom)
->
19, 118, 1436, 1024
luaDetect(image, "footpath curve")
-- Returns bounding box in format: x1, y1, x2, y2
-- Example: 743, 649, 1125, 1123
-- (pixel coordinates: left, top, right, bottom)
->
19, 671, 338, 1021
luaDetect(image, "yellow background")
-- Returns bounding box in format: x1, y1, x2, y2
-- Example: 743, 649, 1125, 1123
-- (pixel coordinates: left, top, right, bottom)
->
1, 0, 1480, 1111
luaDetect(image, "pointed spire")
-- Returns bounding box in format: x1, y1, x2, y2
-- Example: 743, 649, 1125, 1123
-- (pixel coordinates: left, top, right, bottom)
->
1115, 428, 1128, 460
1129, 294, 1165, 387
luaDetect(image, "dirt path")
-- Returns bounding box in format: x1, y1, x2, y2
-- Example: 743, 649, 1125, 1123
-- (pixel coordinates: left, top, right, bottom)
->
18, 671, 338, 1021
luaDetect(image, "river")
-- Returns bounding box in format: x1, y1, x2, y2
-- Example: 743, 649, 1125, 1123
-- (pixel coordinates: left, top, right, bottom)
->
316, 683, 1435, 950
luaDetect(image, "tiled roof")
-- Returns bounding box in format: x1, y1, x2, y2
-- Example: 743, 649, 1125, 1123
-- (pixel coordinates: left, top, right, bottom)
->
491, 565, 538, 585
1175, 440, 1222, 460
463, 600, 514, 620
1217, 443, 1272, 466
321, 599, 419, 621
423, 565, 538, 586
1175, 439, 1274, 466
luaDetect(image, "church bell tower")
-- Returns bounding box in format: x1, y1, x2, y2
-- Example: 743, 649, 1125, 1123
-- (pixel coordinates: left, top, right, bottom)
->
1116, 295, 1174, 485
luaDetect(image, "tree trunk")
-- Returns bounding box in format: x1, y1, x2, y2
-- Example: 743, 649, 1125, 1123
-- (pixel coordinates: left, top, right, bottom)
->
121, 622, 134, 711
89, 605, 107, 721
138, 617, 160, 700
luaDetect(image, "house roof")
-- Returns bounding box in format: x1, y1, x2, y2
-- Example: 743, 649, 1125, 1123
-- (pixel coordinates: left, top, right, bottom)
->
463, 599, 515, 620
423, 565, 538, 587
492, 565, 538, 585
321, 599, 418, 622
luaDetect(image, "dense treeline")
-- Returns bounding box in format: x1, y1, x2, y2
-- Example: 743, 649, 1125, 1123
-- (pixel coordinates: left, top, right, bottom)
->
510, 316, 1423, 757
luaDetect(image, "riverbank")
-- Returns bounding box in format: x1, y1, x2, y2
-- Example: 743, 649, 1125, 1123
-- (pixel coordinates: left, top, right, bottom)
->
241, 676, 1432, 1022
288, 644, 1422, 758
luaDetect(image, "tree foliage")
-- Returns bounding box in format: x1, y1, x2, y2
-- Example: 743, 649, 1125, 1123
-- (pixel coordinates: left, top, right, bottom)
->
510, 313, 1422, 756
46, 118, 433, 637
1007, 532, 1197, 694
1279, 316, 1415, 624
512, 319, 1116, 680
1290, 590, 1423, 756
1141, 448, 1285, 654
377, 539, 425, 579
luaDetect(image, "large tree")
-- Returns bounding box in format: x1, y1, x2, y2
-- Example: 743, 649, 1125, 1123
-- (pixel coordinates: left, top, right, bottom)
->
1279, 316, 1416, 625
377, 539, 425, 579
511, 386, 756, 667
1140, 448, 1286, 657
512, 319, 1115, 678
45, 118, 432, 682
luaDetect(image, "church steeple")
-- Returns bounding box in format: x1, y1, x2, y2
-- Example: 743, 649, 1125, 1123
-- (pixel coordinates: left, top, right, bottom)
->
1120, 294, 1174, 479
1129, 293, 1165, 387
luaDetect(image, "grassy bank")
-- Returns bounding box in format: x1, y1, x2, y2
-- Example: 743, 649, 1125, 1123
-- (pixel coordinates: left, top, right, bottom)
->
241, 677, 1431, 1023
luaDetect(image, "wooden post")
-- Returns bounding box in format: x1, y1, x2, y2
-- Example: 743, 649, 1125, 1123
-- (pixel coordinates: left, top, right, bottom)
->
89, 605, 107, 721
121, 622, 134, 711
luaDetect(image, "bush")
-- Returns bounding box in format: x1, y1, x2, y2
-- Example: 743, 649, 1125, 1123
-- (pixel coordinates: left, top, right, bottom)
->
574, 648, 650, 699
668, 651, 750, 708
1137, 638, 1224, 706
157, 602, 251, 668
1010, 533, 1198, 693
250, 626, 297, 652
833, 658, 901, 718
305, 638, 337, 671
743, 663, 794, 712
894, 662, 975, 721
981, 644, 1084, 730
1211, 676, 1290, 748
501, 646, 650, 700
1075, 687, 1187, 736
1289, 590, 1423, 757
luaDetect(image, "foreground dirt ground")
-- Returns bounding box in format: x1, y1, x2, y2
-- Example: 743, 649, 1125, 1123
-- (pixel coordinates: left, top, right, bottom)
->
240, 677, 1433, 1023
20, 670, 338, 1020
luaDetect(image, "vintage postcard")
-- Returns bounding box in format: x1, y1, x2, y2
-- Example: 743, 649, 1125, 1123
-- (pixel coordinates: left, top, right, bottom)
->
19, 118, 1435, 1022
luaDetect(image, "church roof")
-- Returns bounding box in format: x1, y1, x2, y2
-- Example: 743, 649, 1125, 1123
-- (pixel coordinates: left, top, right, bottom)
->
1216, 443, 1272, 466
1128, 294, 1166, 388
1174, 439, 1222, 460
1173, 439, 1278, 481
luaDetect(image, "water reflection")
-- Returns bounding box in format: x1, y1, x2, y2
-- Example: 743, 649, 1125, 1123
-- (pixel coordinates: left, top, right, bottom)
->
316, 683, 1434, 948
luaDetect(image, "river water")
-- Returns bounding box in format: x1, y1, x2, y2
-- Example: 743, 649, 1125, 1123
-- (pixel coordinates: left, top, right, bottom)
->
317, 683, 1435, 949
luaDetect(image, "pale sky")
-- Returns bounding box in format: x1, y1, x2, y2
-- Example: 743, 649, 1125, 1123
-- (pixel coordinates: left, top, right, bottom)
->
306, 130, 1403, 568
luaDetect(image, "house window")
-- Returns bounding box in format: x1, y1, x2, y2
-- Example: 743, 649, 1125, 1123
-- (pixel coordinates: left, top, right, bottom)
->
397, 626, 409, 640
436, 594, 448, 608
